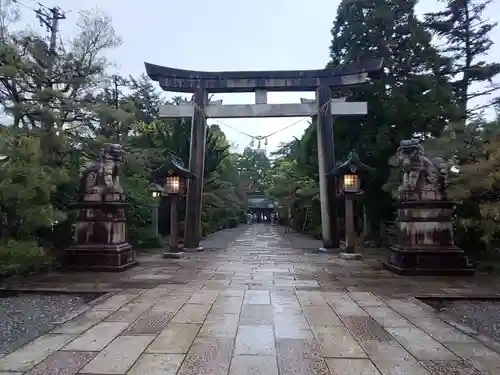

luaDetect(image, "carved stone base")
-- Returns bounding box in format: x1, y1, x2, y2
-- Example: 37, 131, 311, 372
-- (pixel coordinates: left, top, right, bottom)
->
65, 243, 137, 271
384, 246, 474, 276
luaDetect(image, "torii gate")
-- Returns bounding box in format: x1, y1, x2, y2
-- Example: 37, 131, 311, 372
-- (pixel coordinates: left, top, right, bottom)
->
145, 59, 383, 251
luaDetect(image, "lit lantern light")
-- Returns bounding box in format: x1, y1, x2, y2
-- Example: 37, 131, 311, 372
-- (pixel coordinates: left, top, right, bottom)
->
343, 172, 360, 194
165, 173, 181, 195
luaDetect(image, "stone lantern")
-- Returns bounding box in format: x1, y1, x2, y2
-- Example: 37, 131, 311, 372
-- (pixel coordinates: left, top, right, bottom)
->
151, 154, 195, 258
328, 150, 374, 260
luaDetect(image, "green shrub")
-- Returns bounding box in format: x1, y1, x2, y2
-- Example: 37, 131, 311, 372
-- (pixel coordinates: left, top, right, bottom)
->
0, 240, 51, 277
136, 235, 162, 249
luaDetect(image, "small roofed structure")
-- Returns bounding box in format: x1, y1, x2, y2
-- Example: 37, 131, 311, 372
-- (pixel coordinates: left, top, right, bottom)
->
328, 150, 375, 177
151, 154, 195, 184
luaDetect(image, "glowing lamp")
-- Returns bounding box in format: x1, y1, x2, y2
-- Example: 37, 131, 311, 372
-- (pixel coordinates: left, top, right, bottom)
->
343, 173, 360, 193
165, 174, 181, 195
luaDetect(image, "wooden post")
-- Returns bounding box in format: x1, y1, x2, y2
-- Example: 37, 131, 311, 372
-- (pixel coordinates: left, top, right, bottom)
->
170, 195, 179, 252
316, 85, 339, 249
344, 196, 355, 253
184, 88, 208, 251
164, 194, 183, 258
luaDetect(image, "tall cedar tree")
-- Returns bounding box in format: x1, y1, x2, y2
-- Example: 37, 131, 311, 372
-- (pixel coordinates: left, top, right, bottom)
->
327, 0, 456, 234
424, 0, 500, 119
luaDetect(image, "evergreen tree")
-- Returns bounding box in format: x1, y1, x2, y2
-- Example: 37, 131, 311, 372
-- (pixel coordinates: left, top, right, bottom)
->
327, 0, 457, 236
424, 0, 500, 118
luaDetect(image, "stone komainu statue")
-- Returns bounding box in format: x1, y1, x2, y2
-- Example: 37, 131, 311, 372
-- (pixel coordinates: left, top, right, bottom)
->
396, 139, 448, 201
78, 143, 125, 202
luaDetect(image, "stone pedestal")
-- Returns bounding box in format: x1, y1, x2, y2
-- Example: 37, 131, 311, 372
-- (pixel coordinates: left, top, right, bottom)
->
384, 200, 473, 276
65, 198, 137, 271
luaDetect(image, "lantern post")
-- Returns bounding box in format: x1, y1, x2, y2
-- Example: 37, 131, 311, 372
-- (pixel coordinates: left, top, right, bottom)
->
151, 154, 195, 259
328, 150, 374, 260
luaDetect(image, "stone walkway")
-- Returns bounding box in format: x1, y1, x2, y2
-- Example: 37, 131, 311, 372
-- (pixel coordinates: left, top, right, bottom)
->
1, 224, 500, 374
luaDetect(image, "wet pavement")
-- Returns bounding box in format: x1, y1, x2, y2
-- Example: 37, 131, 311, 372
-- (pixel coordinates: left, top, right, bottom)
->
1, 224, 500, 374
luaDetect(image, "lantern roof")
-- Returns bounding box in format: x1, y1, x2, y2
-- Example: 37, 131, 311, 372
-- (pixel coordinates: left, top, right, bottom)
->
327, 150, 375, 176
151, 153, 196, 183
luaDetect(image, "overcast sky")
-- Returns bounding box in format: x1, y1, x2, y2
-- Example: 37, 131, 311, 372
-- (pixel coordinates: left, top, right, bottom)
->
11, 0, 500, 153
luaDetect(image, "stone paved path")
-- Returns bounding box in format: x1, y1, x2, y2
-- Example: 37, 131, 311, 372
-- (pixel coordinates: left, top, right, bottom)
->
1, 224, 500, 374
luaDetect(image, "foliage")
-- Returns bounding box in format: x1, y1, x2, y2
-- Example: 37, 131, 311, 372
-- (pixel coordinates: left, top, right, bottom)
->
0, 130, 68, 238
0, 3, 253, 275
0, 240, 51, 277
424, 0, 500, 117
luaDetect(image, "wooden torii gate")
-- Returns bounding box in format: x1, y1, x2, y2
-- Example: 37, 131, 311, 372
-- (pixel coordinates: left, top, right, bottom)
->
145, 59, 383, 251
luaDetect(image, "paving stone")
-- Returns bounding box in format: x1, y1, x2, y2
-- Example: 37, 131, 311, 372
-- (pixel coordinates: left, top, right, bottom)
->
271, 293, 301, 308
51, 309, 112, 334
387, 327, 458, 360
170, 304, 212, 324
64, 322, 128, 351
219, 289, 246, 297
126, 353, 184, 375
235, 325, 276, 355
147, 323, 200, 354
51, 305, 90, 324
410, 317, 478, 343
420, 360, 483, 375
24, 351, 96, 375
302, 306, 342, 326
229, 355, 279, 375
372, 358, 431, 375
244, 290, 271, 304
276, 339, 330, 375
275, 322, 313, 339
311, 325, 366, 358
360, 340, 412, 360
274, 312, 313, 339
79, 335, 154, 374
342, 317, 392, 342
296, 291, 329, 306
239, 304, 274, 325
176, 337, 233, 375
363, 307, 412, 328
199, 313, 239, 338
326, 358, 382, 375
187, 290, 219, 304
348, 292, 385, 307
92, 293, 139, 311
0, 334, 75, 372
123, 310, 174, 334
384, 299, 431, 319
210, 296, 243, 314
105, 301, 155, 323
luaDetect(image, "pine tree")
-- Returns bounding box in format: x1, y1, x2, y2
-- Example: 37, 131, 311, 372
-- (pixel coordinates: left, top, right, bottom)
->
424, 0, 500, 118
327, 0, 457, 234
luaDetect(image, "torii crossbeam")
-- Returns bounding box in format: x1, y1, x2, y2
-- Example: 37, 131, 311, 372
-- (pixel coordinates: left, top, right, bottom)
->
145, 59, 383, 251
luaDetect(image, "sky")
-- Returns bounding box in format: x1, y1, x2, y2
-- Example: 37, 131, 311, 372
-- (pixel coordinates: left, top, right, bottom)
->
8, 0, 500, 153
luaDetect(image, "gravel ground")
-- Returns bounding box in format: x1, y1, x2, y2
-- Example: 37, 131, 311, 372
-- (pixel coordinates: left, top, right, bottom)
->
424, 299, 500, 342
0, 293, 99, 355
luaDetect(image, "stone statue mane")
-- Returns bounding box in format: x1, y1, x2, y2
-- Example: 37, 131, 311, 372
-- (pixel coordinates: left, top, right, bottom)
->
78, 143, 125, 202
396, 139, 448, 201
